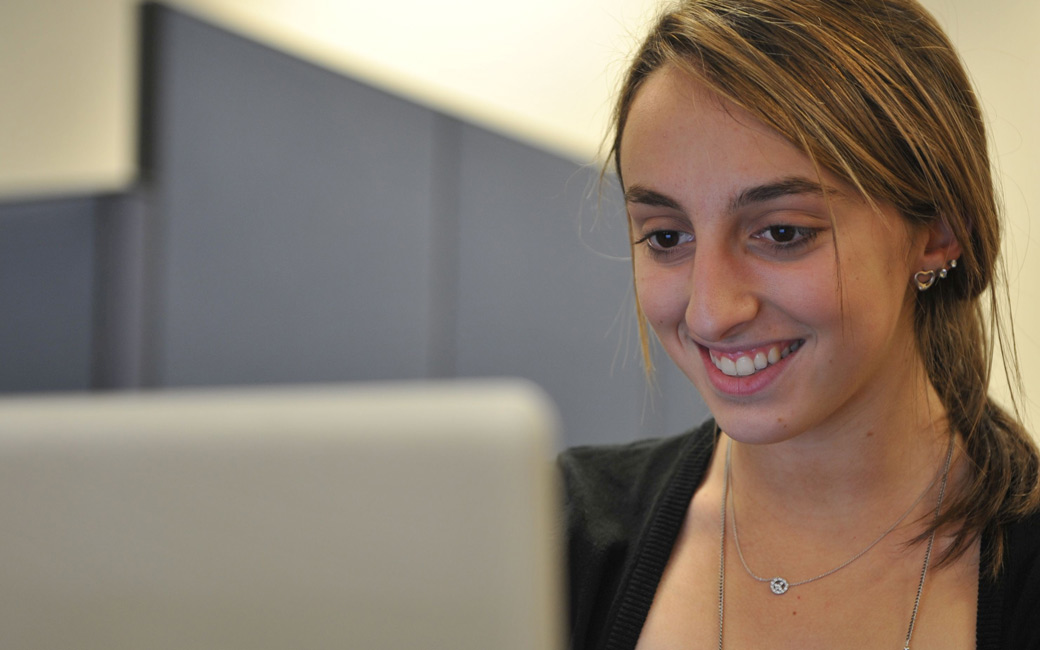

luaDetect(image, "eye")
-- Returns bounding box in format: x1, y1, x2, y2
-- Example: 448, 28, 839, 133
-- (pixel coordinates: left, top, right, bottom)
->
765, 225, 799, 243
754, 224, 820, 250
638, 230, 694, 251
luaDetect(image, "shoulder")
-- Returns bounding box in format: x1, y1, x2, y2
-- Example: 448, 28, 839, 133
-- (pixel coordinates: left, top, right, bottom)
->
1006, 505, 1040, 559
1002, 507, 1040, 608
558, 419, 716, 527
980, 508, 1040, 649
557, 419, 717, 650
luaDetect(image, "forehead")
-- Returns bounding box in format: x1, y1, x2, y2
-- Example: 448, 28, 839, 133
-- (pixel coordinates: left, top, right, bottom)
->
619, 66, 812, 197
619, 66, 916, 246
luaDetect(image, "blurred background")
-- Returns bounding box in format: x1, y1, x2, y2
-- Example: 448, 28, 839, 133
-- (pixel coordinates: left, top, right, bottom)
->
1, 0, 1036, 447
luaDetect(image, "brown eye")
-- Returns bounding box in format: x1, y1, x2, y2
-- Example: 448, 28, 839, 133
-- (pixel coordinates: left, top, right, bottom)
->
754, 224, 820, 253
650, 231, 684, 249
635, 229, 694, 255
768, 225, 798, 243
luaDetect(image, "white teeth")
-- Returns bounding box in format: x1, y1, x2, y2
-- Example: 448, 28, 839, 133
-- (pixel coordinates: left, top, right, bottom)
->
767, 347, 780, 364
753, 352, 768, 370
710, 341, 801, 378
735, 356, 756, 376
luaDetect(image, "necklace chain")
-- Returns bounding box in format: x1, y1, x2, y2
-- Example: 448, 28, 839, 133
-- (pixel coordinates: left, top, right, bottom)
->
903, 438, 953, 649
716, 436, 955, 649
727, 445, 942, 593
717, 447, 728, 650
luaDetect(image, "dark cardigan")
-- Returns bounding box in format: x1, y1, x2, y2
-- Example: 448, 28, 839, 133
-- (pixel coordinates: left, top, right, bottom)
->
560, 420, 1040, 650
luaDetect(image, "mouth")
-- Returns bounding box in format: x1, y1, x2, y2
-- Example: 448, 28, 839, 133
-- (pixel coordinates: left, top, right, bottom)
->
707, 340, 803, 378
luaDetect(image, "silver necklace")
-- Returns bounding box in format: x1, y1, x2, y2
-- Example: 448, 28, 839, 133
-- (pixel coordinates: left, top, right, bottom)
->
716, 437, 955, 650
727, 444, 942, 595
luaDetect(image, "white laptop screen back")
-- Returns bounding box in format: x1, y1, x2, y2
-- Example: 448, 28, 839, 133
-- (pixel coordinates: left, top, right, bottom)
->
0, 381, 563, 650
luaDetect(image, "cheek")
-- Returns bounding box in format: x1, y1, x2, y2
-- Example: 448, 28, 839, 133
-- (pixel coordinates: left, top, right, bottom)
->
835, 212, 918, 319
758, 261, 842, 326
838, 245, 916, 322
633, 263, 689, 330
806, 257, 916, 359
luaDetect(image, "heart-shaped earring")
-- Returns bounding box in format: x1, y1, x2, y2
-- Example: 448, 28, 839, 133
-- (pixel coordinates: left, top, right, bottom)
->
914, 269, 938, 291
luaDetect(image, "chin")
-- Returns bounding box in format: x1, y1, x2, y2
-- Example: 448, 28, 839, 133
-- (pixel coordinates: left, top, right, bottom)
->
703, 404, 805, 447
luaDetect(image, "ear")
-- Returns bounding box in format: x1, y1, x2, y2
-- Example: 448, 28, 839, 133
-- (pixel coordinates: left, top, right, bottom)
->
914, 218, 962, 273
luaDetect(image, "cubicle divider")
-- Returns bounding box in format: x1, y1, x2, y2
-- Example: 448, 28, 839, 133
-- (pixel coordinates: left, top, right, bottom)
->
0, 2, 705, 447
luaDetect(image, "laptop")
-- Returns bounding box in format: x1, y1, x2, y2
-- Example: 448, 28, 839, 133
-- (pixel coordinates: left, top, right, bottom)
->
0, 380, 563, 650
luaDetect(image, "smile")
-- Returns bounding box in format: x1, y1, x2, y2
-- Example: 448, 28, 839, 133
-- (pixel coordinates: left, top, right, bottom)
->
708, 341, 803, 377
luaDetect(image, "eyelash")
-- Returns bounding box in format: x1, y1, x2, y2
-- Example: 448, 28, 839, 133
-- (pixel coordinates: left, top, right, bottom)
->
754, 224, 820, 252
633, 230, 693, 254
633, 224, 820, 257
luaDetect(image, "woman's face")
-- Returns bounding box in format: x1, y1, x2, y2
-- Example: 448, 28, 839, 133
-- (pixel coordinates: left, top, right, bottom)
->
621, 67, 929, 445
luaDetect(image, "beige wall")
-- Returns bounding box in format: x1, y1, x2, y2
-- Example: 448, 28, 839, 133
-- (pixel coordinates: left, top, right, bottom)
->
0, 0, 655, 197
3, 0, 1038, 426
920, 0, 1040, 428
1, 0, 134, 197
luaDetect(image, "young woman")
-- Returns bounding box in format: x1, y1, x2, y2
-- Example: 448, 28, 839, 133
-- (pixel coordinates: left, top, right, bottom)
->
560, 1, 1040, 648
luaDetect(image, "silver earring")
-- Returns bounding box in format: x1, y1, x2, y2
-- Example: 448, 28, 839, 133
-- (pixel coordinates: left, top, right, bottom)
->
939, 258, 960, 279
914, 269, 938, 291
916, 258, 959, 291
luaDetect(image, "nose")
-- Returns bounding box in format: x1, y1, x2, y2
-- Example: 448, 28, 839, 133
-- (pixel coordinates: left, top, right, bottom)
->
685, 242, 760, 343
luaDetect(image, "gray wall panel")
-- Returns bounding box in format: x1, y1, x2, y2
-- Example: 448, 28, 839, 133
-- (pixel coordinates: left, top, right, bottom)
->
92, 192, 148, 389
452, 124, 704, 446
0, 198, 95, 391
144, 6, 437, 386
139, 3, 713, 441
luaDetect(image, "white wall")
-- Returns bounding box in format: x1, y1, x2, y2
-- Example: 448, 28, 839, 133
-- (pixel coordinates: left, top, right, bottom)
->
920, 0, 1040, 427
3, 0, 1038, 425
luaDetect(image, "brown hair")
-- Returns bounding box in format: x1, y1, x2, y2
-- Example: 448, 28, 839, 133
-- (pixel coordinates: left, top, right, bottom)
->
609, 0, 1039, 575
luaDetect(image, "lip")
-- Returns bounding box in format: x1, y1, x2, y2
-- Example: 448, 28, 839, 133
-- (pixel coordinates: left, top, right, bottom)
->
697, 339, 803, 397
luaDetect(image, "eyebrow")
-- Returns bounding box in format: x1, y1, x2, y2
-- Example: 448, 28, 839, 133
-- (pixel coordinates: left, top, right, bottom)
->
731, 177, 836, 211
624, 185, 682, 210
624, 177, 839, 213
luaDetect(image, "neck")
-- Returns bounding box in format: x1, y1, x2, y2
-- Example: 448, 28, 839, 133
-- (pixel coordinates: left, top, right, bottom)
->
723, 375, 955, 526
